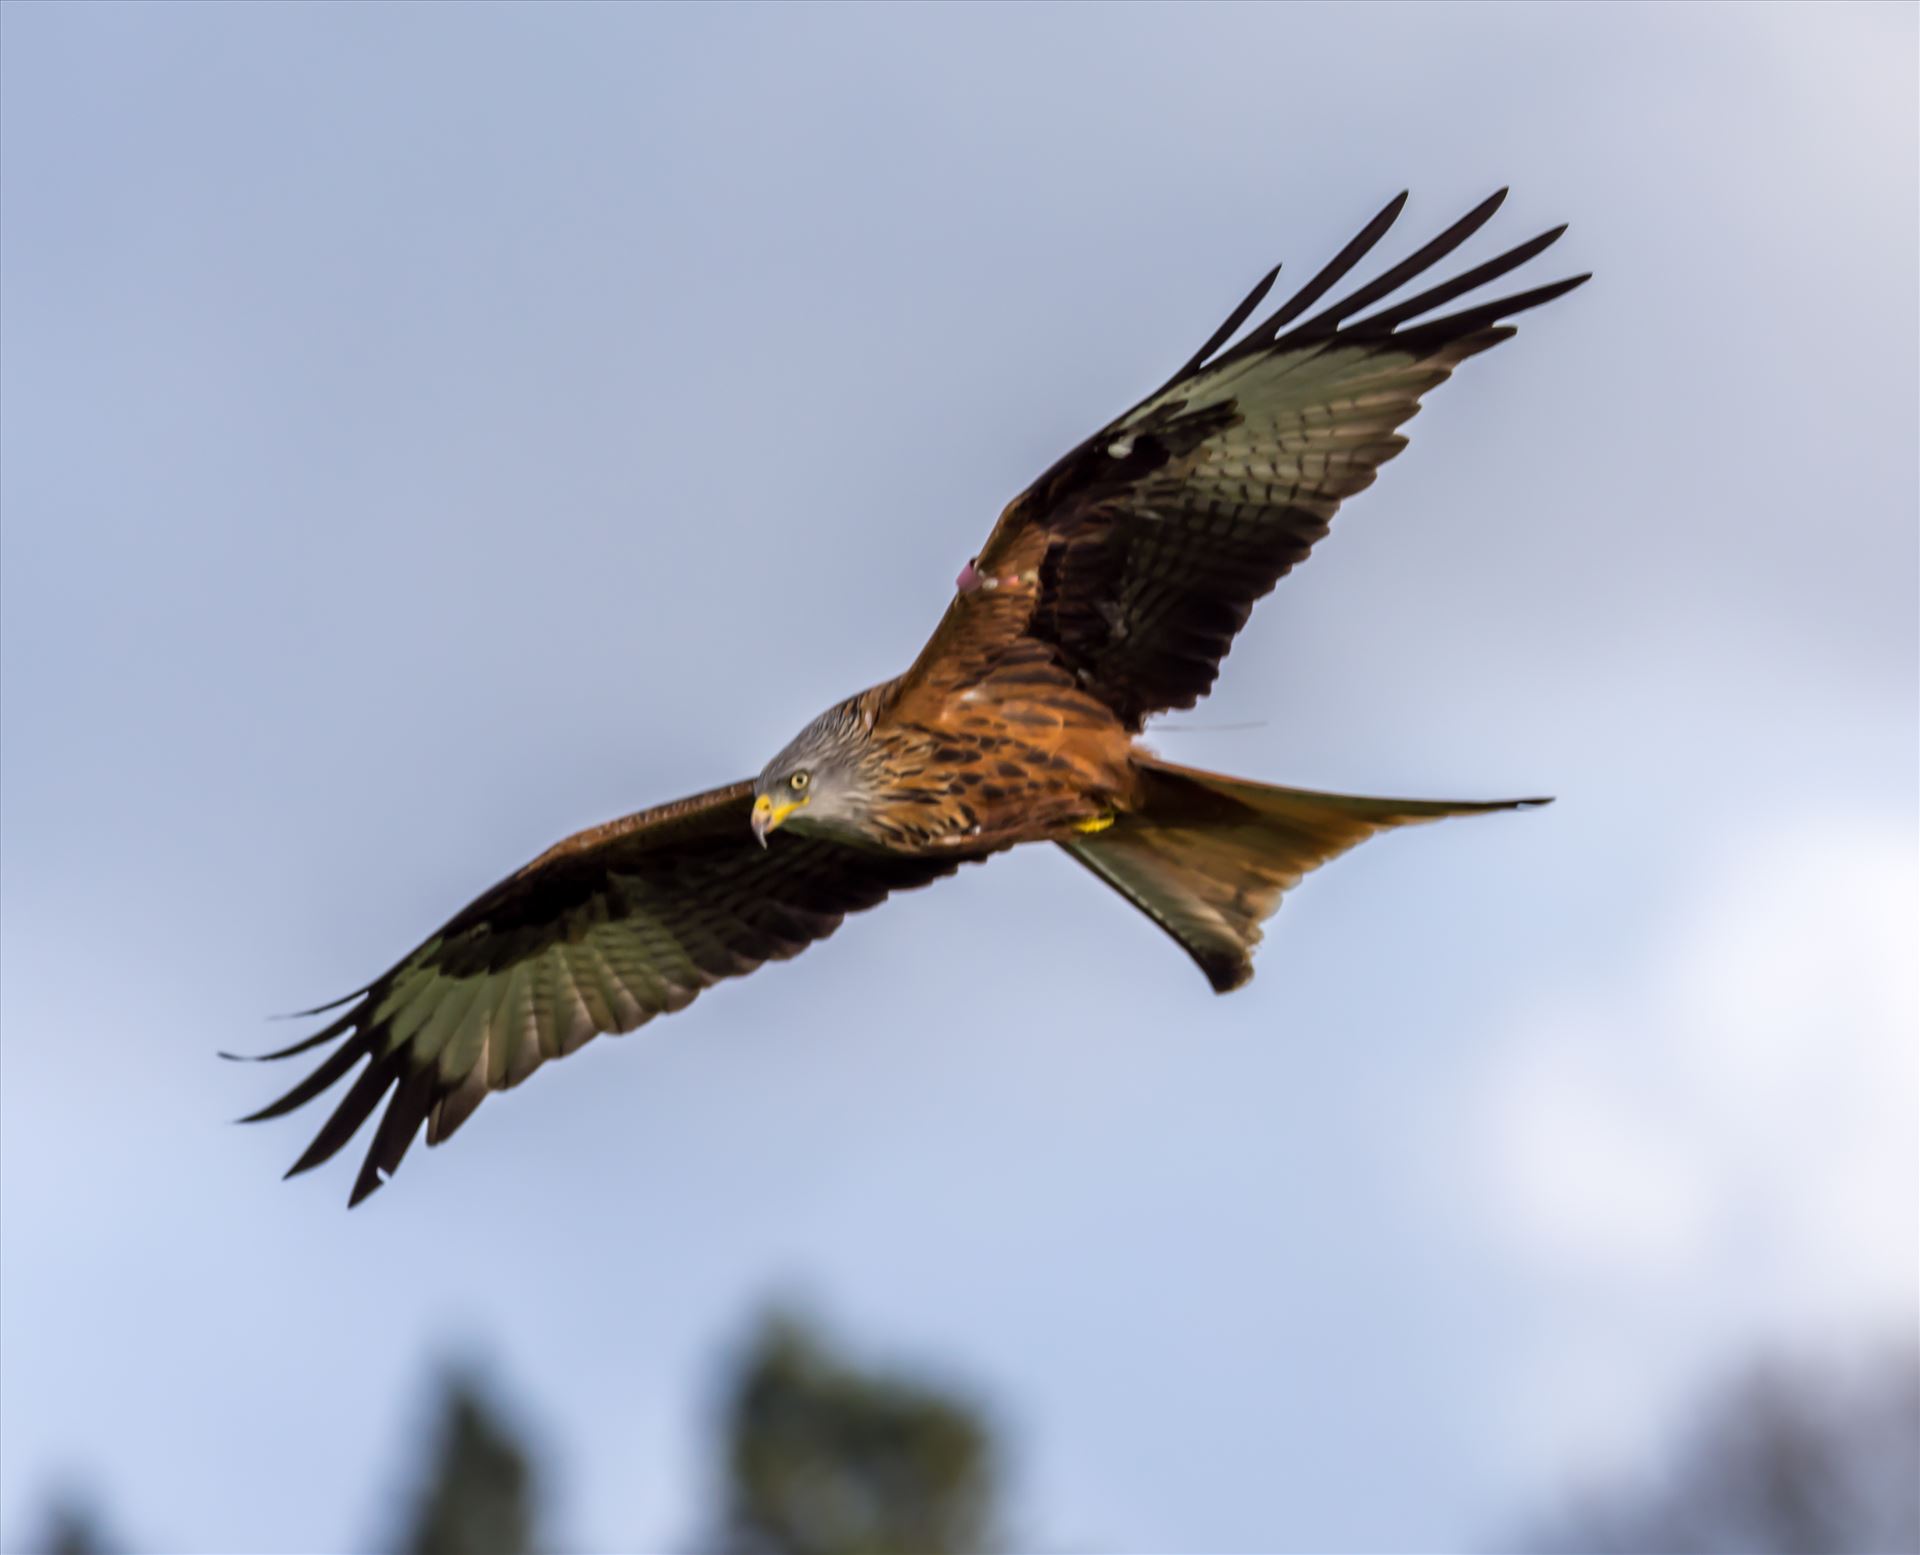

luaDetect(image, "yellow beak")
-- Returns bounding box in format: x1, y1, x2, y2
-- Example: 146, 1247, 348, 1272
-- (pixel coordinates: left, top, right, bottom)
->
751, 793, 805, 847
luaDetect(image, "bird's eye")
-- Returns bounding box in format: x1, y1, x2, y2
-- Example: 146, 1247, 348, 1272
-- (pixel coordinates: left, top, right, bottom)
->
789, 771, 810, 791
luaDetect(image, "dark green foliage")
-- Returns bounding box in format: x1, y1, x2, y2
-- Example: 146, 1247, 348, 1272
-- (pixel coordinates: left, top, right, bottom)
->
399, 1371, 541, 1555
721, 1311, 998, 1555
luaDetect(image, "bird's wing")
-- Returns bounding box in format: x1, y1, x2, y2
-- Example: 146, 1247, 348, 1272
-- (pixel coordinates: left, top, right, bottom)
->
891, 191, 1587, 731
238, 781, 965, 1205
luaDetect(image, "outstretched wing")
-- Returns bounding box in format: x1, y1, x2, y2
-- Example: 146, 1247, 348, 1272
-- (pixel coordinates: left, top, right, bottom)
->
239, 782, 967, 1205
893, 190, 1587, 731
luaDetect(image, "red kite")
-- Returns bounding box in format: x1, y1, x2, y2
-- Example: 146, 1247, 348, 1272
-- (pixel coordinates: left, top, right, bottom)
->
242, 190, 1585, 1204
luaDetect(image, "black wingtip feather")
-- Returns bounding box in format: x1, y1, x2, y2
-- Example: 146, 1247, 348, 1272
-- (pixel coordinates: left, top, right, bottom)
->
1345, 224, 1569, 340
1158, 263, 1283, 393
283, 1050, 404, 1180
350, 1064, 436, 1206
220, 1005, 360, 1063
1246, 190, 1409, 342
1276, 189, 1511, 346
271, 986, 371, 1020
238, 1037, 370, 1124
1154, 191, 1582, 407
248, 1015, 438, 1206
1389, 273, 1590, 358
1174, 193, 1414, 387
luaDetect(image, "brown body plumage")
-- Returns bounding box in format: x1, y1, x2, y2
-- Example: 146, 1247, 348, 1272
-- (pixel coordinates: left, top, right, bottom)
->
240, 190, 1585, 1204
862, 679, 1135, 852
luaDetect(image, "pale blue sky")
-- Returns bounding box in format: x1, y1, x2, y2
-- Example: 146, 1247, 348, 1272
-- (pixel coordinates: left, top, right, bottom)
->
2, 4, 1914, 1551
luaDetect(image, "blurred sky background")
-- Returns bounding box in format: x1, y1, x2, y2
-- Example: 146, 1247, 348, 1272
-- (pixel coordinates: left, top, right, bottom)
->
1, 3, 1914, 1551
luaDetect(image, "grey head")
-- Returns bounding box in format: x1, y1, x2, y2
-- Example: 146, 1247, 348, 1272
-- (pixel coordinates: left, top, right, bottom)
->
750, 694, 879, 846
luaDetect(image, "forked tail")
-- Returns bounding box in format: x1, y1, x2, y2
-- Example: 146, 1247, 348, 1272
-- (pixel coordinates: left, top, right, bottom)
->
1060, 757, 1547, 992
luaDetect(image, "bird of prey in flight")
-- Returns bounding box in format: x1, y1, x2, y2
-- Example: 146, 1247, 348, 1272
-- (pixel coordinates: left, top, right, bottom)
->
240, 190, 1585, 1205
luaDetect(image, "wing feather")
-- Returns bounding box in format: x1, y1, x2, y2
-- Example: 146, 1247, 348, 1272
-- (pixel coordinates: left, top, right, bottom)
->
892, 194, 1586, 731
241, 781, 970, 1204
1268, 188, 1509, 347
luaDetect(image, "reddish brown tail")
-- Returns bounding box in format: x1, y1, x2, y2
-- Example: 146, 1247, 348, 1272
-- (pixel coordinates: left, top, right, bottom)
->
1059, 756, 1547, 992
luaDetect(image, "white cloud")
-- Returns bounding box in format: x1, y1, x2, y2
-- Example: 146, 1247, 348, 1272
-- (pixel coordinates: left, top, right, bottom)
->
1455, 812, 1918, 1481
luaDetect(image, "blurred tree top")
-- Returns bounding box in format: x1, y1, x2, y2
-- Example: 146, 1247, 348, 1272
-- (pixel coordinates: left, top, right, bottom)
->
399, 1370, 540, 1555
1524, 1344, 1920, 1555
24, 1326, 1917, 1554
32, 1493, 115, 1555
720, 1310, 999, 1555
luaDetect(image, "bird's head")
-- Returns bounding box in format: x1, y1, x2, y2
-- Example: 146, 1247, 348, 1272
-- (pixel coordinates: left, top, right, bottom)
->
751, 698, 876, 846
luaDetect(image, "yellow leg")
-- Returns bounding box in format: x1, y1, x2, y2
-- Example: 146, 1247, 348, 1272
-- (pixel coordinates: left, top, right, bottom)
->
1072, 813, 1116, 834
